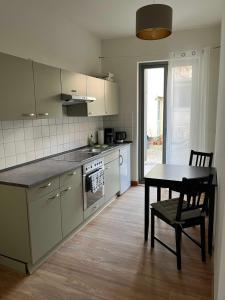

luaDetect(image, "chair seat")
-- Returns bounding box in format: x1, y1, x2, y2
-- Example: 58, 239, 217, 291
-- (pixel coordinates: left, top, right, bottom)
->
151, 198, 202, 224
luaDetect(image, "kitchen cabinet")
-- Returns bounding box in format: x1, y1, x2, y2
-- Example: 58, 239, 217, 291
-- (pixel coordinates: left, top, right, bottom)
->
86, 76, 105, 116
104, 157, 120, 203
104, 81, 119, 115
60, 168, 83, 238
0, 52, 36, 120
61, 69, 87, 97
28, 189, 62, 263
33, 62, 62, 118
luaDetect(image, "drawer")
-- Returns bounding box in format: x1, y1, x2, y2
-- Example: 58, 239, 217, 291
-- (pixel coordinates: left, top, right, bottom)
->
104, 150, 119, 164
27, 177, 60, 200
59, 167, 82, 188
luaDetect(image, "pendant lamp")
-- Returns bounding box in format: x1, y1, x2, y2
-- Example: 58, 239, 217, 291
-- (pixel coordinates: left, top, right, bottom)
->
136, 4, 173, 40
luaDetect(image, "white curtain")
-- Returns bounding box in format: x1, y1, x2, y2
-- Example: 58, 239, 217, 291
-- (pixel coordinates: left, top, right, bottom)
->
166, 47, 211, 165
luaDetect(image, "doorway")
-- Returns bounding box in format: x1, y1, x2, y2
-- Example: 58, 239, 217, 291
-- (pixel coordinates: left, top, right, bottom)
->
139, 62, 168, 182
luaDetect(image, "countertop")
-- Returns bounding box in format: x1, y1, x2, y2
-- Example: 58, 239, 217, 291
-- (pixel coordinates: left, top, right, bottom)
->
0, 143, 132, 188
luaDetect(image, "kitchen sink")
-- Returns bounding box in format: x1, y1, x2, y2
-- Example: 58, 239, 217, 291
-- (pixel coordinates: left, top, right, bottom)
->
79, 145, 112, 154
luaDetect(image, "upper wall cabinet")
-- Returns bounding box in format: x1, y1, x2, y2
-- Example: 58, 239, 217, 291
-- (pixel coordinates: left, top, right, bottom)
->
61, 70, 87, 97
104, 81, 119, 115
86, 76, 105, 116
33, 62, 62, 118
0, 52, 36, 120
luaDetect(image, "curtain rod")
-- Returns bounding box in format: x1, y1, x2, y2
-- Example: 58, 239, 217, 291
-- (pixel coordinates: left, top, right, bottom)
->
99, 45, 221, 60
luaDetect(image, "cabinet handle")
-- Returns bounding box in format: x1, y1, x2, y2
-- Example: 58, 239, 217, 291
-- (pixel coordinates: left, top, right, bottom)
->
40, 182, 52, 188
71, 89, 77, 93
119, 155, 123, 166
61, 186, 72, 194
69, 171, 77, 175
37, 113, 49, 117
48, 193, 60, 200
22, 113, 36, 117
105, 166, 110, 170
88, 112, 93, 115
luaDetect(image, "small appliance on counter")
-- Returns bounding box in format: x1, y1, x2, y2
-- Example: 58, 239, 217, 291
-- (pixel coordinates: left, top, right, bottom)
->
97, 129, 104, 145
115, 131, 127, 143
104, 128, 115, 145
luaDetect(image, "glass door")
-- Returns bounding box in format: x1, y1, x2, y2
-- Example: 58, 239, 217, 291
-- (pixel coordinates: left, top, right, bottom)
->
139, 62, 168, 182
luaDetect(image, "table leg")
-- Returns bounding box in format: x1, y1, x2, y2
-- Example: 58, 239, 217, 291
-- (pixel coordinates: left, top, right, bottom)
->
145, 183, 150, 241
157, 187, 161, 202
208, 186, 215, 256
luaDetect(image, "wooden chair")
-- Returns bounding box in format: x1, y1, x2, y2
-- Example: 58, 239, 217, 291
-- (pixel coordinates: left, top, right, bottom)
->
189, 150, 213, 167
151, 175, 213, 270
168, 150, 214, 199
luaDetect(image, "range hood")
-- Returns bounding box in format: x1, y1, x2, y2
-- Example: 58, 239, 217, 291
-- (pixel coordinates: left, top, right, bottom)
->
61, 93, 96, 106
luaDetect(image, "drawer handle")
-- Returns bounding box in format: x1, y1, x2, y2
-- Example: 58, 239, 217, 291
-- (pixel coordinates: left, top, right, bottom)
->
71, 89, 77, 93
40, 182, 52, 188
48, 193, 60, 200
61, 187, 72, 193
88, 112, 93, 115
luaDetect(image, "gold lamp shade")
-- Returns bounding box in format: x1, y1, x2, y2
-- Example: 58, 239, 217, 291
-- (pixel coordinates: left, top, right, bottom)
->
136, 4, 173, 40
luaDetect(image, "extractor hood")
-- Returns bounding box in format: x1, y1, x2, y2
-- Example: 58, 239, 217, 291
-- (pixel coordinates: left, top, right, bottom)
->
61, 93, 96, 106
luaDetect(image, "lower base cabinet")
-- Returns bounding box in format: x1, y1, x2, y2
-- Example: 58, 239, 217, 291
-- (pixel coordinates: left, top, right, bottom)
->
104, 158, 120, 203
29, 190, 62, 263
60, 168, 83, 238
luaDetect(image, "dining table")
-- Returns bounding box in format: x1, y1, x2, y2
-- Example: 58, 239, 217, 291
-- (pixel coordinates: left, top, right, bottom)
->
144, 164, 217, 255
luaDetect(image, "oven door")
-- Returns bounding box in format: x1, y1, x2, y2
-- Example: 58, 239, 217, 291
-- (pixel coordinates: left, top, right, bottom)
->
83, 169, 104, 210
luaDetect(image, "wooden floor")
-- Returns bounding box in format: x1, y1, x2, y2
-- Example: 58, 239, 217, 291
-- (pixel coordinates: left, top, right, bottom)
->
0, 186, 213, 300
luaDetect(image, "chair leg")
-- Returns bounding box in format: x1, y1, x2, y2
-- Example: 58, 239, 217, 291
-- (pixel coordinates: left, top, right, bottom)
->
169, 188, 172, 199
151, 210, 155, 248
175, 225, 182, 270
200, 217, 206, 262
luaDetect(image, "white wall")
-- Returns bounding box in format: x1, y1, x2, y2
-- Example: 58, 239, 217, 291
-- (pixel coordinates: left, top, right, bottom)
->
102, 27, 220, 180
214, 6, 225, 300
0, 0, 101, 75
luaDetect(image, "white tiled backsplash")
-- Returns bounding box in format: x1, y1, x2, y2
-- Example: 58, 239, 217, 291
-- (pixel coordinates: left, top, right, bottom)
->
103, 112, 134, 141
0, 117, 103, 170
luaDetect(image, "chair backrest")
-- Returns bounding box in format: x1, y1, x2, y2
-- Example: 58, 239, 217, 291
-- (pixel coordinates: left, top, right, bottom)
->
189, 150, 213, 167
175, 175, 213, 222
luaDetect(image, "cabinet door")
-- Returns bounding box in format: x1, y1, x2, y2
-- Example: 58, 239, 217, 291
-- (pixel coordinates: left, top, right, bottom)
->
104, 158, 120, 202
60, 168, 83, 237
87, 76, 105, 116
104, 81, 119, 115
29, 190, 62, 263
0, 52, 36, 120
33, 62, 62, 118
61, 69, 86, 96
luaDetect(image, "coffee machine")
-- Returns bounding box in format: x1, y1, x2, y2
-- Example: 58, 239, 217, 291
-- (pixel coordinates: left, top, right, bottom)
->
104, 128, 115, 145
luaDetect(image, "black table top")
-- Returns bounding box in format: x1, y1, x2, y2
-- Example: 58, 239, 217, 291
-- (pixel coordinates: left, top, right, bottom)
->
144, 164, 217, 186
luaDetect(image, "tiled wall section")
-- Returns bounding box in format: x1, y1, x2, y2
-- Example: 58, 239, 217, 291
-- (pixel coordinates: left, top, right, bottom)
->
0, 117, 103, 170
103, 112, 134, 141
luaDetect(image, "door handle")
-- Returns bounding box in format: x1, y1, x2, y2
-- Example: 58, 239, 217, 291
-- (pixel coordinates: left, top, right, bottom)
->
119, 155, 123, 166
37, 113, 49, 117
61, 186, 72, 193
22, 113, 36, 117
40, 182, 52, 188
48, 193, 60, 200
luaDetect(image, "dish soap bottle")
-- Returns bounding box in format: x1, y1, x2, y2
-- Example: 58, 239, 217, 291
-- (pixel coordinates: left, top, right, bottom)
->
88, 134, 95, 147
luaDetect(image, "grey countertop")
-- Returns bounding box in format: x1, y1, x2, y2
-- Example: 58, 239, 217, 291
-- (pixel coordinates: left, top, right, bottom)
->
0, 143, 131, 188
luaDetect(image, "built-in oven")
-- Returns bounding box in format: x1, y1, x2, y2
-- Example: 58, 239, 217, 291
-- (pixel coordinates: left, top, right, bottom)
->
83, 158, 104, 219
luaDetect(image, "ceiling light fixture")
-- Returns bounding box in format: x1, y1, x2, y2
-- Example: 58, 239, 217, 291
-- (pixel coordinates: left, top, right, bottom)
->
136, 3, 173, 40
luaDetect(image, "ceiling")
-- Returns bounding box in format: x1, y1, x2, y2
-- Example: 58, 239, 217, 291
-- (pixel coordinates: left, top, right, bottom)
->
43, 0, 224, 39
2, 0, 225, 40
